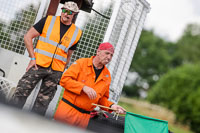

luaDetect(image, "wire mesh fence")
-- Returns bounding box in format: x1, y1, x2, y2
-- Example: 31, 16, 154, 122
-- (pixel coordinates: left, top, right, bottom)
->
65, 0, 150, 103
0, 0, 43, 54
69, 0, 114, 64
0, 0, 150, 104
0, 76, 16, 101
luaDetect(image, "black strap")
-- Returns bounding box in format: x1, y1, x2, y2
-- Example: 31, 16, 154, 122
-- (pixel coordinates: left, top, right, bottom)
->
62, 98, 91, 114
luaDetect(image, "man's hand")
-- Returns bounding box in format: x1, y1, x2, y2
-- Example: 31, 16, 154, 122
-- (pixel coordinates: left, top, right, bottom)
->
83, 86, 97, 100
26, 60, 38, 72
111, 104, 126, 114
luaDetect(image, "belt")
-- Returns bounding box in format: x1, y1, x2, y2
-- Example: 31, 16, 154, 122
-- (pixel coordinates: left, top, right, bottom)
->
62, 98, 91, 114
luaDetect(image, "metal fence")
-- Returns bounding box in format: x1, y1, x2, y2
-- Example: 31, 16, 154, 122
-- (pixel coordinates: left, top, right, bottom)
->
106, 0, 150, 102
69, 0, 114, 63
0, 0, 49, 99
66, 0, 150, 102
0, 0, 46, 54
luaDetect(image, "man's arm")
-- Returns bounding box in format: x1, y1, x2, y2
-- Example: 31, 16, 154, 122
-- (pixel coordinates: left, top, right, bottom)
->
60, 59, 97, 99
98, 86, 114, 108
60, 60, 85, 94
24, 27, 40, 71
98, 86, 126, 114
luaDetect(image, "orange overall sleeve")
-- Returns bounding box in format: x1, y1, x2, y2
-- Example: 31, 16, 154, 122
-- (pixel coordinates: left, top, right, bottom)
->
98, 85, 114, 112
60, 61, 85, 95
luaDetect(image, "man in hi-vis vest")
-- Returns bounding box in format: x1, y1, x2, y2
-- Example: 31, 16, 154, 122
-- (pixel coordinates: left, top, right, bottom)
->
11, 1, 82, 116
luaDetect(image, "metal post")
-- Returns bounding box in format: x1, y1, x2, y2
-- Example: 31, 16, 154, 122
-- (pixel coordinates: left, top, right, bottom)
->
46, 0, 61, 15
103, 0, 121, 42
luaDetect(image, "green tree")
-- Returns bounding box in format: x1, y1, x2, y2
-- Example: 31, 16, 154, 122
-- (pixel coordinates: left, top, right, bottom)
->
7, 4, 37, 54
123, 83, 140, 97
0, 4, 37, 54
123, 23, 200, 98
176, 23, 200, 64
0, 21, 9, 48
148, 64, 200, 133
123, 30, 175, 97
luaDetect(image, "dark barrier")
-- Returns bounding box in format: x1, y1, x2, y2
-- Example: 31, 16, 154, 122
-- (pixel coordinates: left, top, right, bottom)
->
87, 112, 125, 133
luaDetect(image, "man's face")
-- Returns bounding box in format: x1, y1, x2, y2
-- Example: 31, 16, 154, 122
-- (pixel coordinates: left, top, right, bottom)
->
97, 50, 114, 65
61, 8, 75, 23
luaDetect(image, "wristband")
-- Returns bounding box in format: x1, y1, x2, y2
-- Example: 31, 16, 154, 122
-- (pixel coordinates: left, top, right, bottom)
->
30, 58, 36, 60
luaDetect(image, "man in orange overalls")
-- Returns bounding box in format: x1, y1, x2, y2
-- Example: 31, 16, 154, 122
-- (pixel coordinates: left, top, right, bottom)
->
54, 42, 126, 128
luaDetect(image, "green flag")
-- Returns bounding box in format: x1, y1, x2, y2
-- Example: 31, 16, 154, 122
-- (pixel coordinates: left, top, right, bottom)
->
125, 112, 168, 133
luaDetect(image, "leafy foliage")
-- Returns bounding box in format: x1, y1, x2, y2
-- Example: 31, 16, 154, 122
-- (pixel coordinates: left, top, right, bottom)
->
123, 29, 176, 97
123, 84, 140, 97
148, 64, 200, 133
0, 5, 37, 54
123, 23, 200, 132
123, 24, 200, 97
176, 23, 200, 64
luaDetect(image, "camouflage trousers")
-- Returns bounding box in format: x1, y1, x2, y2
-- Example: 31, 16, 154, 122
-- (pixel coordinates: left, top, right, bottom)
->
12, 66, 62, 116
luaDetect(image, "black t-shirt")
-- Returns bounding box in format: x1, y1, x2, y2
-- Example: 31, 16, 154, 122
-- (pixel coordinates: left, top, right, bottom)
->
93, 64, 104, 81
33, 16, 79, 50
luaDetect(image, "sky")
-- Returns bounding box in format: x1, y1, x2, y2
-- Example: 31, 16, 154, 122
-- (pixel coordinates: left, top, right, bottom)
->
144, 0, 200, 42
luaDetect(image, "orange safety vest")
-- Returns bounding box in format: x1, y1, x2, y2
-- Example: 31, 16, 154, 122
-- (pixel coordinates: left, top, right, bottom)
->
35, 16, 82, 71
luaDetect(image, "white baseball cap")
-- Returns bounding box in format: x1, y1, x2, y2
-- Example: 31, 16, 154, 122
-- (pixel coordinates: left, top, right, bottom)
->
62, 1, 79, 13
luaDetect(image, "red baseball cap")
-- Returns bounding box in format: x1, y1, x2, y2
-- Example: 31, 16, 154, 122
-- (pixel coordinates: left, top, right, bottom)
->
98, 42, 114, 53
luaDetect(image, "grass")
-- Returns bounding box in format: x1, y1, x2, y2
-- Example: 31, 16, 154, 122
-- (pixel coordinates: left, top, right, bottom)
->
118, 97, 193, 133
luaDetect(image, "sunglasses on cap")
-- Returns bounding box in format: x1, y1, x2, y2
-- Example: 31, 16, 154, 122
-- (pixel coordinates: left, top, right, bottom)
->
62, 8, 73, 15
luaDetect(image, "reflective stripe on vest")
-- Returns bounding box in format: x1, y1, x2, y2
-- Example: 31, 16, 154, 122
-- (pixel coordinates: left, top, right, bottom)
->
35, 48, 67, 62
36, 16, 80, 62
47, 16, 56, 37
64, 27, 79, 53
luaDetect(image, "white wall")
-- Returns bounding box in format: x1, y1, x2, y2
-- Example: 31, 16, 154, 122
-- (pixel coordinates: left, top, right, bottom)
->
0, 48, 29, 84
